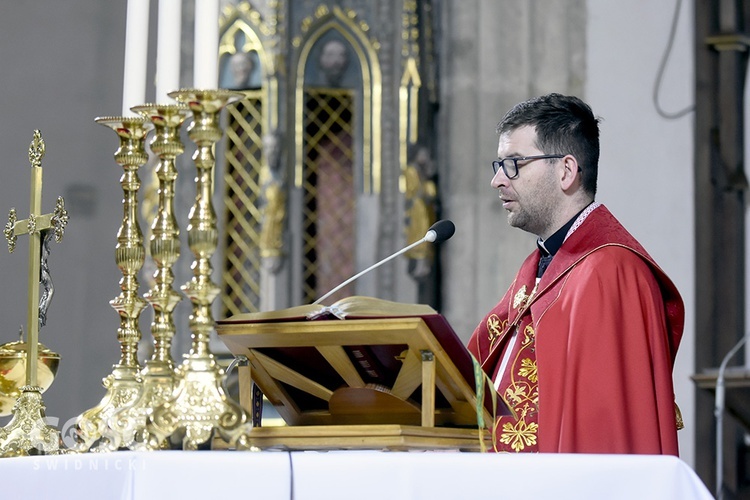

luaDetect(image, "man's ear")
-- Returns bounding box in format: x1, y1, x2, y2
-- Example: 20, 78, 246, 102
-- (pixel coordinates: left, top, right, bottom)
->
560, 155, 580, 191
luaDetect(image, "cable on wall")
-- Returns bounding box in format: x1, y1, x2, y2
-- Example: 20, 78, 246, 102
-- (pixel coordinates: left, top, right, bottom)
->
652, 0, 695, 120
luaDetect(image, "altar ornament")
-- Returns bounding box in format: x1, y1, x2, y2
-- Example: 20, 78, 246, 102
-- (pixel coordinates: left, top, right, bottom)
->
0, 130, 68, 456
105, 103, 191, 450
148, 89, 254, 450
73, 116, 153, 451
0, 329, 59, 417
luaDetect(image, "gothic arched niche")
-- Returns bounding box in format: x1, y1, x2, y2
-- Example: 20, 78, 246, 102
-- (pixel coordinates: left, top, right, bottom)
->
219, 17, 273, 92
293, 10, 381, 304
218, 13, 271, 317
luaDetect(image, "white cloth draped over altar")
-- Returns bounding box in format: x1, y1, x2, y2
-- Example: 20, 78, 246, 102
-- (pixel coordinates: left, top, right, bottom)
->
1, 450, 713, 500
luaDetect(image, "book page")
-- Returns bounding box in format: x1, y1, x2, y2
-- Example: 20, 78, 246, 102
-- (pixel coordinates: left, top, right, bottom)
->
218, 296, 437, 323
331, 296, 436, 318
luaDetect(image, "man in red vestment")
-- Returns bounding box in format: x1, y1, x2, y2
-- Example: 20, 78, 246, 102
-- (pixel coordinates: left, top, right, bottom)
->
467, 93, 684, 455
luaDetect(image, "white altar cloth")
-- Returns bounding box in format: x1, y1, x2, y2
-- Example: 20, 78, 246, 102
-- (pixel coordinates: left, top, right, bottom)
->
291, 451, 714, 500
0, 450, 713, 499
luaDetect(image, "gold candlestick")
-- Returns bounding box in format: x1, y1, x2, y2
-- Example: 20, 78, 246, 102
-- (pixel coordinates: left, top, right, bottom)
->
0, 130, 68, 456
106, 103, 190, 450
73, 116, 152, 452
148, 89, 252, 450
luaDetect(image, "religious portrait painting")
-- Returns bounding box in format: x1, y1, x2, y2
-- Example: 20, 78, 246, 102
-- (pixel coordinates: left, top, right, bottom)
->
304, 31, 359, 89
220, 48, 262, 90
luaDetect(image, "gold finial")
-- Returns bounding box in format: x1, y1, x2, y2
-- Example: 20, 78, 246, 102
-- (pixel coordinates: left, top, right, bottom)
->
52, 197, 68, 243
28, 130, 45, 169
4, 209, 17, 253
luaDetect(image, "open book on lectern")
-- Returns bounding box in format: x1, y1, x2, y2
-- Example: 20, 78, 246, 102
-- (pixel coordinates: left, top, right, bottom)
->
216, 296, 511, 428
222, 295, 438, 321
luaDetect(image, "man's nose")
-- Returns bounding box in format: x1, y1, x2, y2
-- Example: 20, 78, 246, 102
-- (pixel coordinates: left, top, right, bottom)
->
491, 168, 507, 188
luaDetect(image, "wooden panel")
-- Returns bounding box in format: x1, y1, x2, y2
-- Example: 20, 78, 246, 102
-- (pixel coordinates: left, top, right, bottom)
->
390, 348, 422, 399
421, 351, 435, 427
242, 424, 489, 451
316, 345, 365, 388
253, 349, 334, 402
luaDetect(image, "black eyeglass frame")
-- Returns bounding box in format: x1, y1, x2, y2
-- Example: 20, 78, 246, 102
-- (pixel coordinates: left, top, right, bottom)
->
491, 154, 566, 179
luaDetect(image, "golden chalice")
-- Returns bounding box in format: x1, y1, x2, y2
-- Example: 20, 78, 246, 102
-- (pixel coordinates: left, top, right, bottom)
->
0, 337, 59, 416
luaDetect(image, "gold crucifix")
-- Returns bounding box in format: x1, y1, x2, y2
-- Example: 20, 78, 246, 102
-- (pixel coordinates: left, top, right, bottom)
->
0, 130, 68, 456
3, 130, 68, 389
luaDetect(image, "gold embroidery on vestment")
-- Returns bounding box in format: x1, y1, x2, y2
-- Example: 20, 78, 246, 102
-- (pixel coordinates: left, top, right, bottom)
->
487, 314, 505, 348
505, 384, 529, 406
499, 412, 538, 452
513, 285, 528, 309
494, 322, 539, 452
522, 324, 535, 346
518, 358, 538, 383
528, 283, 538, 301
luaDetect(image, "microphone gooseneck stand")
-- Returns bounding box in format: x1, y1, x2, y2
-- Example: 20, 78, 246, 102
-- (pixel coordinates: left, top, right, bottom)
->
313, 220, 455, 305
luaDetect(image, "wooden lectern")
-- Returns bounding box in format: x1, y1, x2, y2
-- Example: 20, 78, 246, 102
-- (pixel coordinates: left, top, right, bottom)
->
216, 298, 506, 451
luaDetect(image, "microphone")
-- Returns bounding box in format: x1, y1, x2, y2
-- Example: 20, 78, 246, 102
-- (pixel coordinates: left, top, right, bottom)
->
424, 219, 456, 243
312, 219, 455, 305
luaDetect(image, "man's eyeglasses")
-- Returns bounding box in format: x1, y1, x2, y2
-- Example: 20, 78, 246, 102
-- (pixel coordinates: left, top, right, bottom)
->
491, 154, 565, 179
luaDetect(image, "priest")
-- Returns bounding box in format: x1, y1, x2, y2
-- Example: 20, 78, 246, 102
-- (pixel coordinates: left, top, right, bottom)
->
468, 93, 684, 454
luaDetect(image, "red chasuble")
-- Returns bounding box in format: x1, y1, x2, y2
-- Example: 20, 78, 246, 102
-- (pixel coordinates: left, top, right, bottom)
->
468, 204, 684, 455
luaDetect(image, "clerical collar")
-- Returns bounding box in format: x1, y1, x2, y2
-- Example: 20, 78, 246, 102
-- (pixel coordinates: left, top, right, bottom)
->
537, 214, 578, 257
536, 205, 591, 278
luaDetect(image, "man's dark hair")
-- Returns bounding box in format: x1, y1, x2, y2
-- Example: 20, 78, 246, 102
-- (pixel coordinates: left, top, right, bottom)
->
496, 93, 600, 196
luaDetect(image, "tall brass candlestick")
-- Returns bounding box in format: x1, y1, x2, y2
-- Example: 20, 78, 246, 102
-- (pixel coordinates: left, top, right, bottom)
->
106, 103, 190, 450
148, 89, 252, 449
0, 130, 68, 456
74, 116, 152, 452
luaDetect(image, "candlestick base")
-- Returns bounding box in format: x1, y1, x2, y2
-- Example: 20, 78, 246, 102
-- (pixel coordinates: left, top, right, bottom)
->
73, 366, 142, 452
105, 361, 176, 450
0, 386, 61, 456
148, 354, 253, 450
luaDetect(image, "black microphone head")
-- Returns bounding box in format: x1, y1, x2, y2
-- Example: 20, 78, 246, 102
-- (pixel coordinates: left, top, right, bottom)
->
425, 219, 455, 243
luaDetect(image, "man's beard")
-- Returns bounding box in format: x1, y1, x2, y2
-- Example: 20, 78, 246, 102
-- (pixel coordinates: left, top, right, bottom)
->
506, 198, 555, 237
